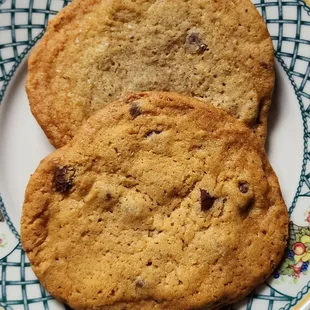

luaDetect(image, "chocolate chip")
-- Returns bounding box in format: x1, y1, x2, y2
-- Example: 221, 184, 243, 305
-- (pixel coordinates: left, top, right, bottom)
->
198, 44, 208, 53
106, 193, 112, 200
129, 103, 142, 119
200, 189, 215, 211
260, 61, 268, 69
187, 32, 201, 45
0, 210, 4, 222
54, 166, 75, 193
239, 182, 249, 194
135, 279, 144, 288
186, 32, 208, 54
144, 130, 162, 138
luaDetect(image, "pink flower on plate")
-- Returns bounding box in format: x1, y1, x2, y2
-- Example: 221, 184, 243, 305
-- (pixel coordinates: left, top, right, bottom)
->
0, 234, 7, 248
293, 261, 303, 277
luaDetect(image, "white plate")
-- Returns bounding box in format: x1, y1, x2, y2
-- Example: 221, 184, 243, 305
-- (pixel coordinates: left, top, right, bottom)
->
1, 0, 310, 309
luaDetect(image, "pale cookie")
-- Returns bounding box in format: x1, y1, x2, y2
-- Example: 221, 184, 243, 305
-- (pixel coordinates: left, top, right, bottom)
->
26, 0, 274, 148
21, 92, 288, 310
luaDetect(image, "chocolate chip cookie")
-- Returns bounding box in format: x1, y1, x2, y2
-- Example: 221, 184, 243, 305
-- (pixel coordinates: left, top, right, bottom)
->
26, 0, 274, 147
21, 92, 288, 310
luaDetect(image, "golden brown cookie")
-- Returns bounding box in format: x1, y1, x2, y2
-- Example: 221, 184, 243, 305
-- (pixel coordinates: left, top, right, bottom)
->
26, 0, 274, 148
21, 92, 288, 310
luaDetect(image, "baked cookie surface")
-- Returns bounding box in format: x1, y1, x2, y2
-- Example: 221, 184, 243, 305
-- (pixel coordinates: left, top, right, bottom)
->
26, 0, 274, 147
21, 92, 288, 310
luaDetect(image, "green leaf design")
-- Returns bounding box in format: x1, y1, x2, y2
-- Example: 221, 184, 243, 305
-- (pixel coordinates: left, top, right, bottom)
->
0, 210, 4, 222
289, 240, 295, 247
279, 260, 295, 276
